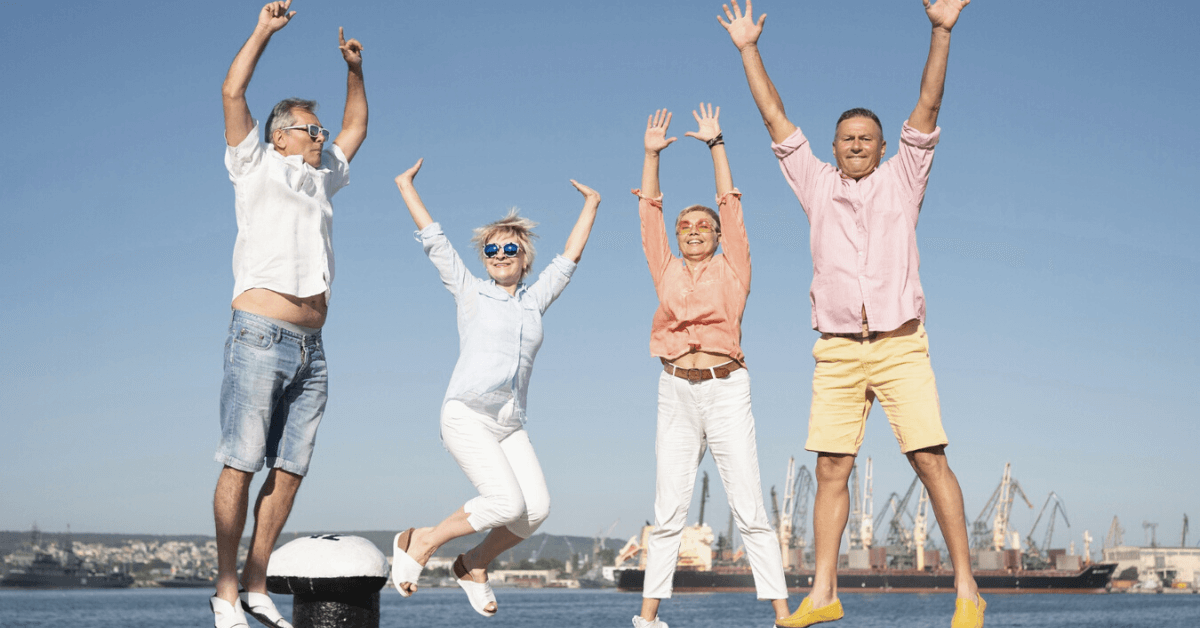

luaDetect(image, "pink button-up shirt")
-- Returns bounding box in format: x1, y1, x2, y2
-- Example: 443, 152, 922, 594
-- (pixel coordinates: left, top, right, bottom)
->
638, 189, 751, 363
773, 122, 940, 334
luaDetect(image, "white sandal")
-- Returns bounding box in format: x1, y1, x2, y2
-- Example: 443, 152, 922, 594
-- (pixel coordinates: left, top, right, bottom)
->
239, 590, 293, 628
391, 528, 424, 597
454, 554, 497, 617
210, 595, 249, 628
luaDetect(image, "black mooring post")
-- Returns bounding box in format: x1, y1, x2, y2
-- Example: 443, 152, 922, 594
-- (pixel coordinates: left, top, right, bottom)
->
266, 534, 389, 628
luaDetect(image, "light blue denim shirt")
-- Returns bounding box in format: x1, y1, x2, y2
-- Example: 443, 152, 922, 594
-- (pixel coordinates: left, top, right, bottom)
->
417, 223, 577, 425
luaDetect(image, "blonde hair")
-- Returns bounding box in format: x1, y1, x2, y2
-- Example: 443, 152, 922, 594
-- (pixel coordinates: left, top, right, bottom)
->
471, 208, 539, 279
675, 205, 721, 233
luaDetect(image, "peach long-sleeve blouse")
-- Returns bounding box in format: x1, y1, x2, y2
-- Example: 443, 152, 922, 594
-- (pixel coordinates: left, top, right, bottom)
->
637, 189, 751, 363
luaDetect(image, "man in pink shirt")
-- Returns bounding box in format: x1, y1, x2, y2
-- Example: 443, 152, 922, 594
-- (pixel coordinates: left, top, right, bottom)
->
720, 1, 983, 627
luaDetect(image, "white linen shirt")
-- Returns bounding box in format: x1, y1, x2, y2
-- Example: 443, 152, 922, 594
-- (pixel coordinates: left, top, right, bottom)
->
417, 223, 577, 426
226, 120, 350, 304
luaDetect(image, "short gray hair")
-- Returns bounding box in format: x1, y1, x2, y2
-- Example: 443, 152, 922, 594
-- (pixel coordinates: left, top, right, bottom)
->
675, 204, 721, 233
471, 209, 539, 279
265, 98, 319, 141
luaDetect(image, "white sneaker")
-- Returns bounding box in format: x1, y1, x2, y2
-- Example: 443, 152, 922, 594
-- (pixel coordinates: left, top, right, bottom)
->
632, 615, 669, 628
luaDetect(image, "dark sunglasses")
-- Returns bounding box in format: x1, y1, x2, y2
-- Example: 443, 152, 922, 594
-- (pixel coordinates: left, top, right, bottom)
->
279, 124, 330, 141
484, 242, 521, 258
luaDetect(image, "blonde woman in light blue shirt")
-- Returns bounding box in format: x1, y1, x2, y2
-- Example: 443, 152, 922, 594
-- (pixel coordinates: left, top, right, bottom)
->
388, 158, 600, 617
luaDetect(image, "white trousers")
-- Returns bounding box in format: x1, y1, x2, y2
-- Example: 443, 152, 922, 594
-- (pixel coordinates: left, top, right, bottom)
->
643, 369, 788, 600
440, 400, 549, 538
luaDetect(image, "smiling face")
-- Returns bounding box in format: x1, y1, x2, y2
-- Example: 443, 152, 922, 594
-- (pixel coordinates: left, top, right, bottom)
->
483, 232, 527, 288
676, 209, 721, 264
273, 108, 326, 169
832, 116, 887, 180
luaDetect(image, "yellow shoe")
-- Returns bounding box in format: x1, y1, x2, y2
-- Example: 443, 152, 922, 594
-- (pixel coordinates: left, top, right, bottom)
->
950, 594, 986, 628
775, 597, 844, 628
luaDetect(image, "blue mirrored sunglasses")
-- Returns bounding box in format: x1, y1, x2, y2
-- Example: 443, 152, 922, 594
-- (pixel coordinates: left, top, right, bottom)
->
279, 124, 330, 141
484, 242, 521, 258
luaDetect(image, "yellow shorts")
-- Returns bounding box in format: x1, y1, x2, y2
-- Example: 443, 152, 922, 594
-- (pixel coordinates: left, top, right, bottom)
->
807, 319, 948, 455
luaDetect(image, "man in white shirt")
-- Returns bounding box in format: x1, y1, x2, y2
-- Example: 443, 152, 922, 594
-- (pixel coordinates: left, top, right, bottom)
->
210, 2, 367, 627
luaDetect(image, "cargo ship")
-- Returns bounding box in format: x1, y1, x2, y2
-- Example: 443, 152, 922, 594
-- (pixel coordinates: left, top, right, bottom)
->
2, 550, 134, 589
616, 562, 1118, 594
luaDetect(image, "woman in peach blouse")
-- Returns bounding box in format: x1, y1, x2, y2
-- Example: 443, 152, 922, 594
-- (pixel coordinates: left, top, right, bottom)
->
631, 105, 790, 628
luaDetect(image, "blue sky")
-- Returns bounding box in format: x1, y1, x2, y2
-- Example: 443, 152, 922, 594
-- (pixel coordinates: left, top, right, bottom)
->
2, 0, 1197, 558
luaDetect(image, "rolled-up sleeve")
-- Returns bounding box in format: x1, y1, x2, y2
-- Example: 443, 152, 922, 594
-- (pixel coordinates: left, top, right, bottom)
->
892, 122, 941, 221
527, 255, 577, 314
772, 128, 836, 219
225, 119, 265, 181
322, 143, 351, 197
417, 222, 474, 298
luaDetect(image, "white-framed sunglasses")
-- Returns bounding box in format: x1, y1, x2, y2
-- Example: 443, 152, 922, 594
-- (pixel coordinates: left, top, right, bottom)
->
278, 124, 330, 141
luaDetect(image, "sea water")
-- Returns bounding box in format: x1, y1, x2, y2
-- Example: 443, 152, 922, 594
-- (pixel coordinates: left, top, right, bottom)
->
1, 587, 1198, 627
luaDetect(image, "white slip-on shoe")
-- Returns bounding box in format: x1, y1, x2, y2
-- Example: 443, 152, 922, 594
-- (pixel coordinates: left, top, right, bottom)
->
210, 595, 249, 628
453, 554, 497, 617
632, 615, 669, 628
239, 590, 293, 628
391, 528, 423, 597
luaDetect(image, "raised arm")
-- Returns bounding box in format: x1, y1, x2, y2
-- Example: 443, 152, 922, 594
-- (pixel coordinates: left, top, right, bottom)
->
222, 1, 296, 146
394, 159, 433, 230
684, 103, 733, 198
562, 182, 601, 263
333, 27, 368, 162
719, 0, 797, 145
641, 109, 676, 198
908, 0, 969, 133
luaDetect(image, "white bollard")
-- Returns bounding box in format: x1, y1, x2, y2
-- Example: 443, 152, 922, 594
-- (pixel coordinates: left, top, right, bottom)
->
266, 534, 389, 628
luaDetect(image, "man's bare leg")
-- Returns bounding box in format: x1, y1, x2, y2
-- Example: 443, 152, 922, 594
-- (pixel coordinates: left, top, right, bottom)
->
214, 466, 254, 604
240, 468, 303, 594
906, 446, 979, 601
806, 453, 855, 608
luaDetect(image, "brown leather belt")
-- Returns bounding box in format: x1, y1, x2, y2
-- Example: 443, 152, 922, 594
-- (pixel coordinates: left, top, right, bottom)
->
662, 359, 744, 382
827, 330, 879, 341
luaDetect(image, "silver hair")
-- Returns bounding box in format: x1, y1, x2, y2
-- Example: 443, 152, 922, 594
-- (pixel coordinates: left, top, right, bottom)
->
471, 208, 539, 279
265, 98, 320, 141
675, 204, 722, 233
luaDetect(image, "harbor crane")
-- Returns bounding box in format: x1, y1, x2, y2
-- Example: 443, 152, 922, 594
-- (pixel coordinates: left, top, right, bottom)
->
970, 462, 1032, 551
1023, 492, 1070, 570
1143, 521, 1158, 548
848, 462, 863, 550
1104, 516, 1125, 549
775, 457, 815, 569
778, 458, 796, 568
861, 458, 874, 549
884, 475, 923, 566
593, 519, 619, 566
913, 485, 930, 570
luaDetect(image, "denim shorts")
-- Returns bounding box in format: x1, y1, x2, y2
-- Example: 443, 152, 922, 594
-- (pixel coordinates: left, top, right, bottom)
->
215, 310, 328, 476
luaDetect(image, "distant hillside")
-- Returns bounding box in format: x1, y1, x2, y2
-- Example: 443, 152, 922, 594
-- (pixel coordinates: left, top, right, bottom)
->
1, 530, 624, 563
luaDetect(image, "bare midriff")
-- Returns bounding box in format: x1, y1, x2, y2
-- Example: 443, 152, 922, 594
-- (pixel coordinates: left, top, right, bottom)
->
232, 288, 327, 328
668, 349, 736, 370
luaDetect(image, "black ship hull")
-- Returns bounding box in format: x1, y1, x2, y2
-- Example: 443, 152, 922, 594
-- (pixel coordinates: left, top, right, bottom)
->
616, 563, 1118, 594
2, 571, 134, 589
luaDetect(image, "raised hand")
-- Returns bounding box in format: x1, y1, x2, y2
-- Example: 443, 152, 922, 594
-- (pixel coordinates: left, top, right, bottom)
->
395, 158, 423, 190
684, 103, 722, 144
338, 27, 363, 67
718, 0, 766, 51
924, 0, 970, 31
258, 0, 295, 34
644, 109, 677, 155
570, 180, 601, 204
